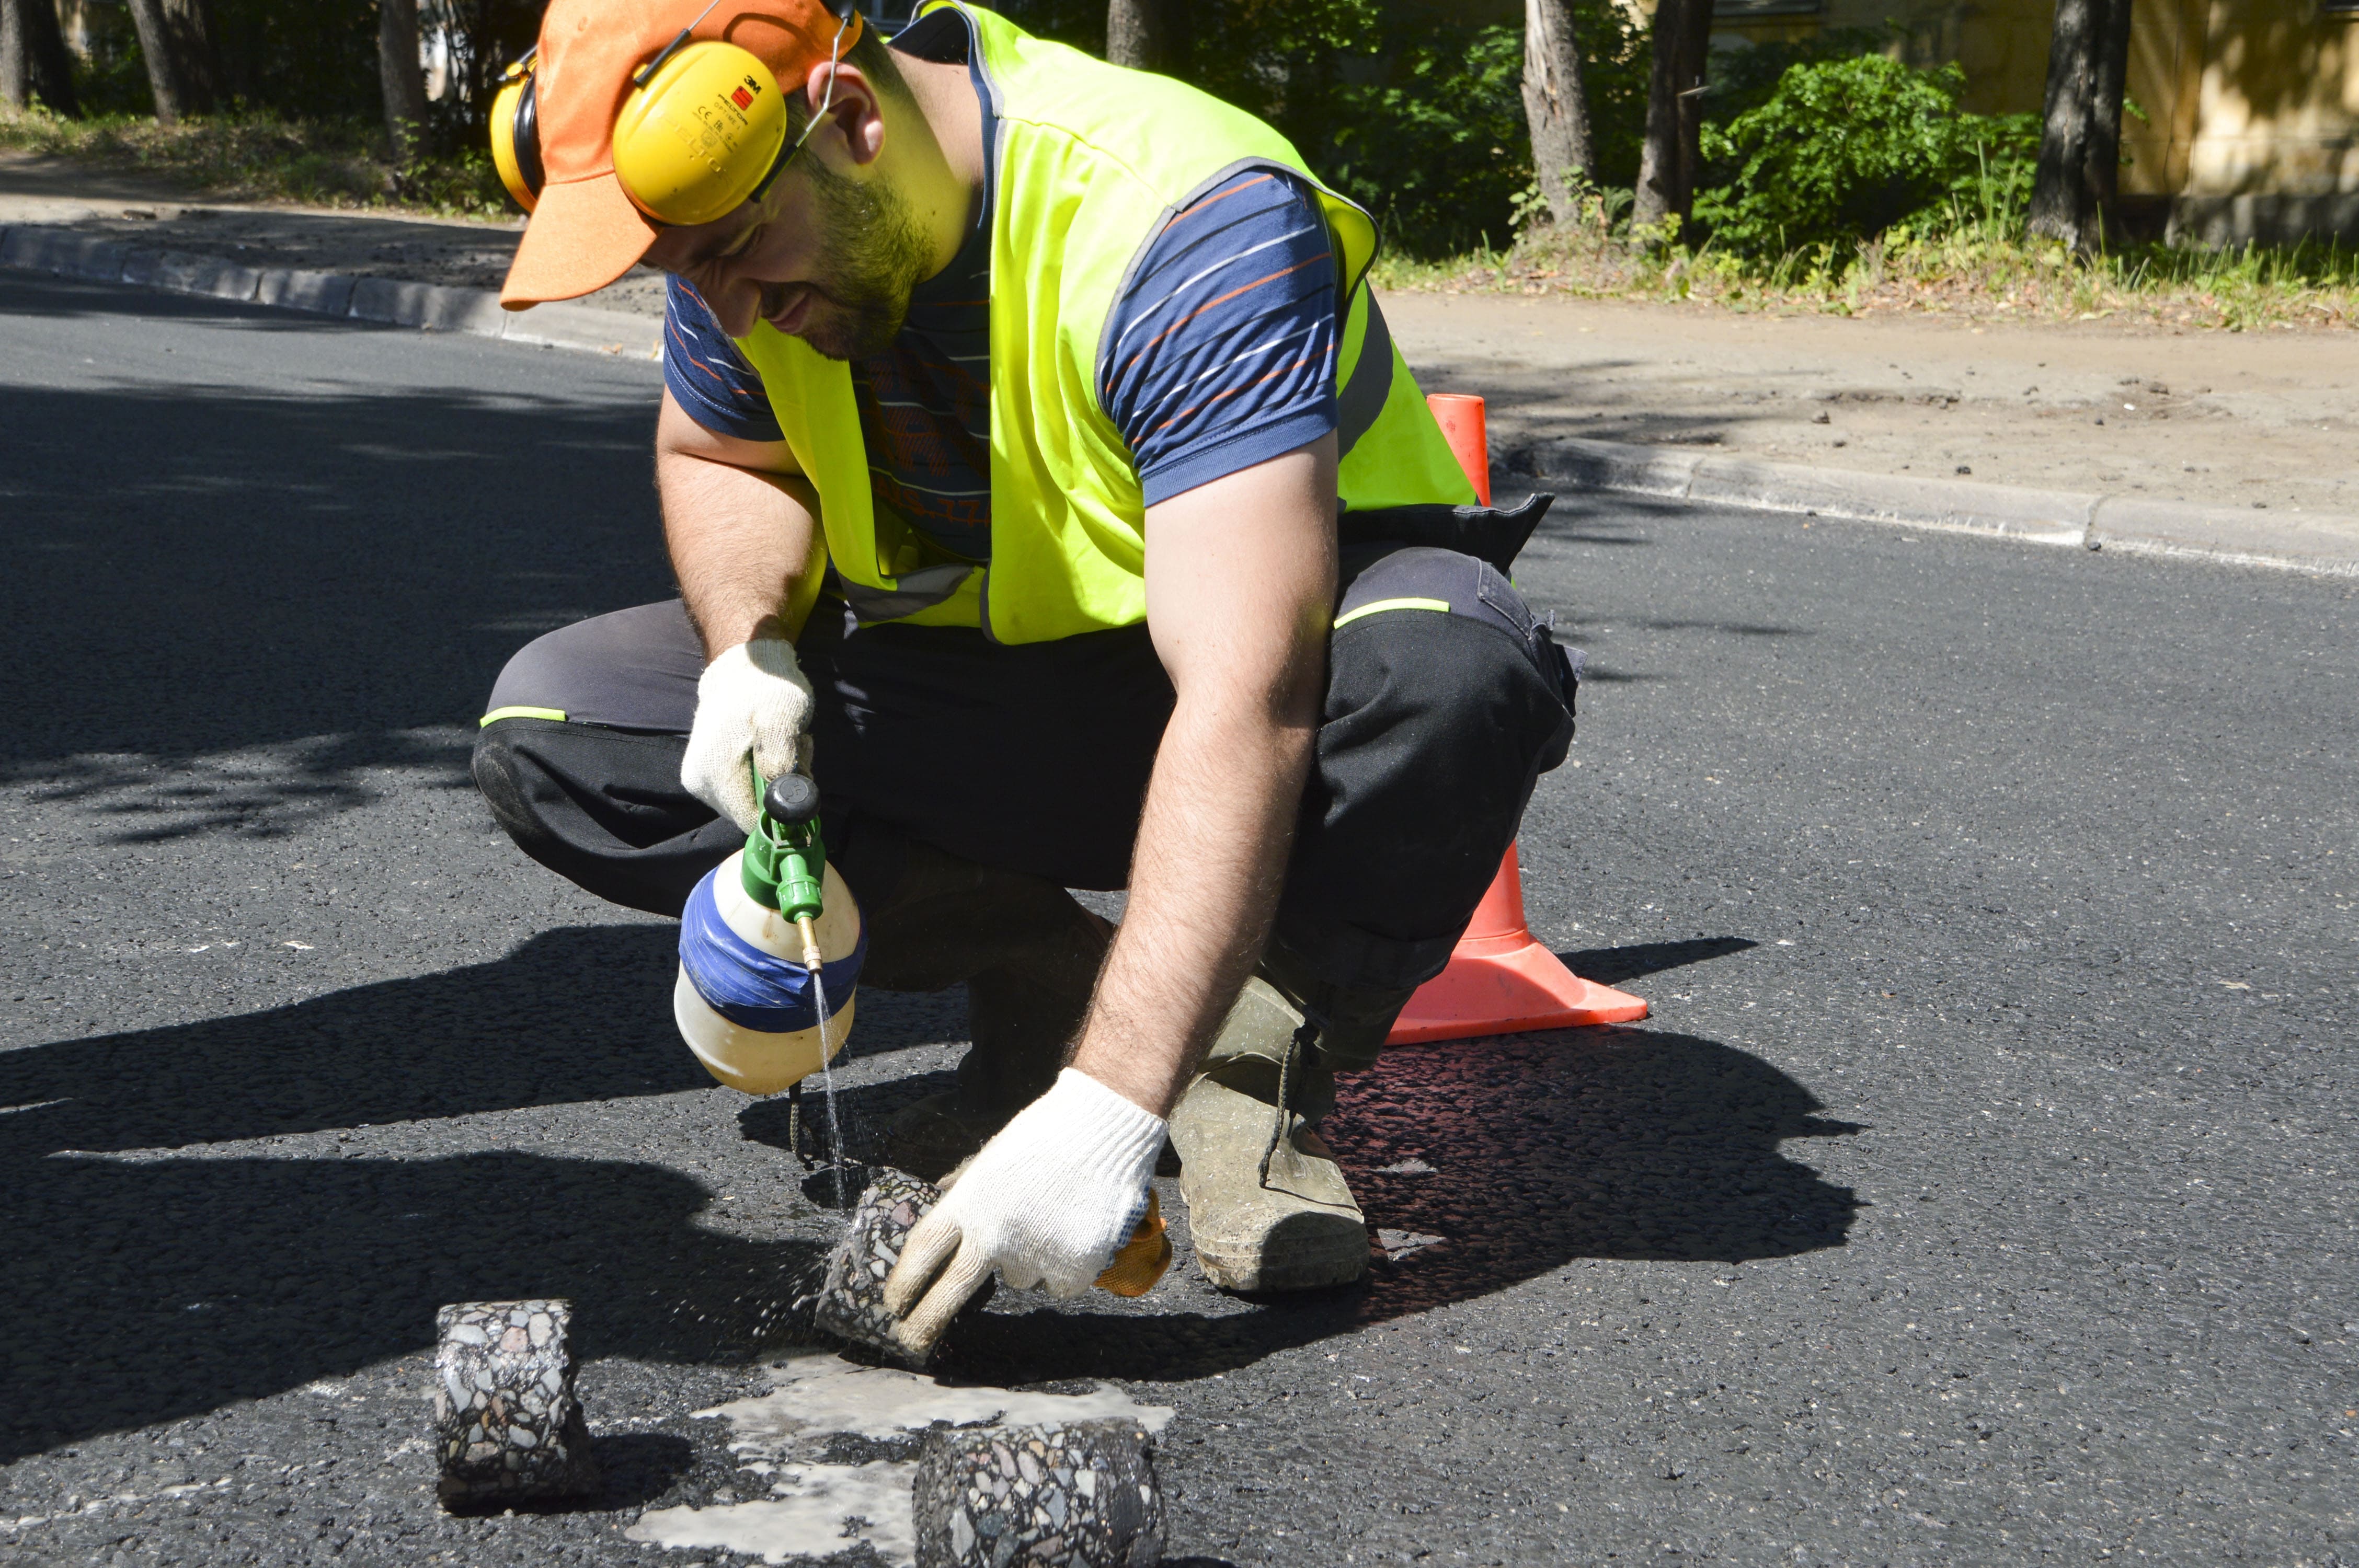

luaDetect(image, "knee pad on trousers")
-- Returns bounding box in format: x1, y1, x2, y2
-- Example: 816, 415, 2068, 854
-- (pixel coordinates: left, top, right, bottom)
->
1275, 546, 1575, 993
472, 717, 740, 918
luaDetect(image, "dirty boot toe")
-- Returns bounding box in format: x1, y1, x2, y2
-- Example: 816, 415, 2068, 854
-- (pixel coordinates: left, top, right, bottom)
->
1172, 1066, 1368, 1293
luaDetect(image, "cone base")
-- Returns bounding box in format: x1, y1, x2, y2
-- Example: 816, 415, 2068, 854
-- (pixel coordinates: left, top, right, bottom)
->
1386, 939, 1649, 1045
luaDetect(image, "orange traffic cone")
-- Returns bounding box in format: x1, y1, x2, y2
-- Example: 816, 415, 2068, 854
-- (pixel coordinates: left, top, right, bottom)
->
1386, 845, 1648, 1043
1425, 392, 1495, 505
1383, 393, 1650, 1045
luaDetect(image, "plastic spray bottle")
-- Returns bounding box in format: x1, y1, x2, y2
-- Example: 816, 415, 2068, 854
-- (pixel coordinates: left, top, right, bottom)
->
673, 774, 865, 1095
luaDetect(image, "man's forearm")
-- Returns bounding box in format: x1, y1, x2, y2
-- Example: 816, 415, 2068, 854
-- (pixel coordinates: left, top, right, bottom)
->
654, 397, 821, 658
1068, 678, 1320, 1117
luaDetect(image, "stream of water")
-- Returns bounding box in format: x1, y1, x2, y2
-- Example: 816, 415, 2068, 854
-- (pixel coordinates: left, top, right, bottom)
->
806, 959, 849, 1208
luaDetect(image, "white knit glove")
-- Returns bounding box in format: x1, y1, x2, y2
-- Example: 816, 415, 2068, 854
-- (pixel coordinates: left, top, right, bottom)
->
884, 1069, 1167, 1348
680, 637, 815, 834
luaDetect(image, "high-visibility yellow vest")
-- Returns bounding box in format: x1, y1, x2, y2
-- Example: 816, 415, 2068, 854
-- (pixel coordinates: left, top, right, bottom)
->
735, 0, 1475, 645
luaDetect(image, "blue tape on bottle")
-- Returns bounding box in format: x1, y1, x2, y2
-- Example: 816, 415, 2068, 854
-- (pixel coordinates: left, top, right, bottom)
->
679, 866, 865, 1033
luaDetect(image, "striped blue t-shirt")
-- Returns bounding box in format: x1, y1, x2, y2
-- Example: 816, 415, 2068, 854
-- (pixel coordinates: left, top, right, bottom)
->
662, 10, 1339, 564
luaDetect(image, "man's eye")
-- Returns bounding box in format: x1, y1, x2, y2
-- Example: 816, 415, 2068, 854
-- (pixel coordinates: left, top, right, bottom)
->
722, 224, 763, 261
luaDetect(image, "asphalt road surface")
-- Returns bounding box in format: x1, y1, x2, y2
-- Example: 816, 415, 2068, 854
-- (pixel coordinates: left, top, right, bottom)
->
3, 271, 2353, 1567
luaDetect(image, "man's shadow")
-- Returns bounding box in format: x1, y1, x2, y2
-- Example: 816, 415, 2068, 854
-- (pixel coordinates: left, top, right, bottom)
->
927, 1022, 1860, 1386
774, 937, 1860, 1386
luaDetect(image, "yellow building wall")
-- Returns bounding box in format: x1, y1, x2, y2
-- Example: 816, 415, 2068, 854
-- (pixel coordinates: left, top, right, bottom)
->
1711, 0, 2359, 200
2184, 0, 2359, 193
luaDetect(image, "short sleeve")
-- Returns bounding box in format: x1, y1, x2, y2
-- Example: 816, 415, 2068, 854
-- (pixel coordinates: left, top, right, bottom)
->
1098, 170, 1341, 506
662, 275, 783, 443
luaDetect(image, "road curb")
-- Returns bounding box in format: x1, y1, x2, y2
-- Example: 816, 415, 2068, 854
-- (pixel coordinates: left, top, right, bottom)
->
6, 216, 2354, 577
1522, 434, 2359, 578
0, 220, 660, 360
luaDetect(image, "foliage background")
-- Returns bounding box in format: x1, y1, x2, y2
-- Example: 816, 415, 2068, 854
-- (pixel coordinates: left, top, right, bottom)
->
988, 0, 1648, 259
6, 0, 2090, 273
1693, 55, 2040, 261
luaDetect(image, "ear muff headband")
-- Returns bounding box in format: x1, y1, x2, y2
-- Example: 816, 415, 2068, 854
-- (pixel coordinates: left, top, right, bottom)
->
613, 2, 858, 226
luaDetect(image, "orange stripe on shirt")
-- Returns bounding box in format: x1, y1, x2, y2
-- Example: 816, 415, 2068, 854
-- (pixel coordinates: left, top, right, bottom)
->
1170, 172, 1278, 228
668, 320, 762, 398
1123, 251, 1333, 377
1154, 346, 1333, 431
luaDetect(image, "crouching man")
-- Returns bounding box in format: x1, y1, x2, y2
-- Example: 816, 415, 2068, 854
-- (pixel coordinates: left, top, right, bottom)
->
469, 0, 1576, 1338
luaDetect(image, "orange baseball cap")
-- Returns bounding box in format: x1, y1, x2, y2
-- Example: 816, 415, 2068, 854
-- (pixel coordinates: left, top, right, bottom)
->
500, 0, 862, 309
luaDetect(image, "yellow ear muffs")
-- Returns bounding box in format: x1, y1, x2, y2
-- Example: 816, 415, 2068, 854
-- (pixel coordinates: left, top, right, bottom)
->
611, 39, 791, 228
489, 51, 542, 213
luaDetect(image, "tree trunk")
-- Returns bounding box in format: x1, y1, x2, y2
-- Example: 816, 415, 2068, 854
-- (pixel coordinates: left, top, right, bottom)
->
1, 0, 27, 114
2028, 0, 2099, 249
1632, 0, 1713, 235
378, 0, 428, 162
1521, 0, 1595, 228
24, 0, 78, 116
2083, 0, 2134, 236
124, 0, 216, 124
1106, 0, 1182, 73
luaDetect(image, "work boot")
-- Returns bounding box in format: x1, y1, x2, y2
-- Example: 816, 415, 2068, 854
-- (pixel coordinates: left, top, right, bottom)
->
1171, 969, 1403, 1294
865, 843, 1113, 1180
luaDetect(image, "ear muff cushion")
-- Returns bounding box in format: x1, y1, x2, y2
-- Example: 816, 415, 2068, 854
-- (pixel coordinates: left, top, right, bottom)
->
489, 71, 542, 212
514, 75, 544, 197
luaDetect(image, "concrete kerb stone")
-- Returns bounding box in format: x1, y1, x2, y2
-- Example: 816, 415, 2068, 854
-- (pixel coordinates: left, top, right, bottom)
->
1528, 432, 2359, 576
255, 267, 358, 316
123, 247, 263, 304
1688, 454, 2095, 547
2, 225, 130, 283
1530, 436, 1700, 500
0, 221, 651, 356
5, 221, 2354, 575
348, 276, 511, 337
2090, 495, 2359, 577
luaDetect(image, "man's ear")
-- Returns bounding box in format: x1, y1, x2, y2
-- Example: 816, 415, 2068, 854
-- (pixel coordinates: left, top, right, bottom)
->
802, 61, 887, 167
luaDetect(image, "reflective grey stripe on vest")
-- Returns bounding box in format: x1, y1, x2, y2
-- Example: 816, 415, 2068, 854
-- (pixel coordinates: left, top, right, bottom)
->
836, 562, 975, 623
1334, 291, 1395, 462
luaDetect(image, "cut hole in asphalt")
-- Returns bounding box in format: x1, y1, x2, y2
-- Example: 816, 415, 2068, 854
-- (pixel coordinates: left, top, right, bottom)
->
626, 1349, 1173, 1567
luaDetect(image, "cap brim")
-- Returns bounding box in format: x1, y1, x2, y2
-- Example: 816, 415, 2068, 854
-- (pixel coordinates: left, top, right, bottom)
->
500, 173, 661, 309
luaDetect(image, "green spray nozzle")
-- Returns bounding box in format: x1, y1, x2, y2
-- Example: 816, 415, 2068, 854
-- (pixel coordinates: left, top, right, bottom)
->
742, 770, 826, 928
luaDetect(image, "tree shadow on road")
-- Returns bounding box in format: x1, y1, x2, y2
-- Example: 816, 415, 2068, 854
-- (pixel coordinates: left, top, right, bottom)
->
0, 925, 977, 1462
0, 925, 702, 1155
0, 1147, 826, 1463
0, 287, 671, 836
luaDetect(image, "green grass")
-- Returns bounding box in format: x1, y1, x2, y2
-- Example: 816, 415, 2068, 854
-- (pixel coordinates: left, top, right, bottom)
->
0, 107, 514, 222
13, 106, 2351, 331
1373, 210, 2359, 333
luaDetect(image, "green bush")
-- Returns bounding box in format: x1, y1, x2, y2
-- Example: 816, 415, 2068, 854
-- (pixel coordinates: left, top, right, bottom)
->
1318, 20, 1532, 257
1692, 55, 2037, 261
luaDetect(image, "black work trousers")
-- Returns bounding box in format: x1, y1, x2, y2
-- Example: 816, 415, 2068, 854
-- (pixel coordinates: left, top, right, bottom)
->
471, 544, 1576, 994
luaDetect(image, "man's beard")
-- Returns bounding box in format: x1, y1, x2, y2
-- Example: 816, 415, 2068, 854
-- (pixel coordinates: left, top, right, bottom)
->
792, 157, 935, 361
